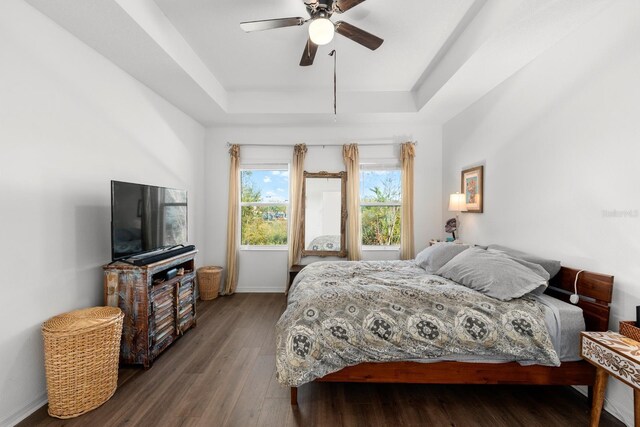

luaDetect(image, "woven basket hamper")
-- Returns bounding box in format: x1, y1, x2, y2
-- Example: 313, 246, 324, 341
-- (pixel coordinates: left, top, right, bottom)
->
197, 266, 222, 300
42, 306, 124, 419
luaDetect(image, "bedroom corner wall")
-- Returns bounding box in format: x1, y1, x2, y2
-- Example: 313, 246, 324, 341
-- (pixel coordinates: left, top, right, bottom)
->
0, 1, 206, 425
204, 124, 442, 293
441, 2, 640, 425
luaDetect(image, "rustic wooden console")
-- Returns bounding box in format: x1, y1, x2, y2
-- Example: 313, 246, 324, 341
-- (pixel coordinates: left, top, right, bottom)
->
103, 250, 197, 368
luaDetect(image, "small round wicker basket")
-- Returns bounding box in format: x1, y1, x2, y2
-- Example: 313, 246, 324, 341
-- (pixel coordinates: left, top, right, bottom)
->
197, 266, 223, 300
620, 321, 640, 342
42, 306, 124, 419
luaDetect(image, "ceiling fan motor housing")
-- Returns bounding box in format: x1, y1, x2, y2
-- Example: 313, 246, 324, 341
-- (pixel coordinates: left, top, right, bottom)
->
307, 0, 337, 17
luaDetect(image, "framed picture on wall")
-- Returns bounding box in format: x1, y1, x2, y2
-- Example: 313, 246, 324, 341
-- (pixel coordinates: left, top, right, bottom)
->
461, 165, 483, 213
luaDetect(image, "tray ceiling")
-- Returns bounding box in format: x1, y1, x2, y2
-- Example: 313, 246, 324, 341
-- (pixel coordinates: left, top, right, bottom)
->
154, 0, 475, 92
24, 0, 614, 125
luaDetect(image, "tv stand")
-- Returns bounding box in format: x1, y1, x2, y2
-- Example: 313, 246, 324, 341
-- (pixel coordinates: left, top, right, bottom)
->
103, 249, 198, 368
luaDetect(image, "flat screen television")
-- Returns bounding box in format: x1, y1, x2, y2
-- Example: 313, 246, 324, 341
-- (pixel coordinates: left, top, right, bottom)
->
111, 180, 188, 261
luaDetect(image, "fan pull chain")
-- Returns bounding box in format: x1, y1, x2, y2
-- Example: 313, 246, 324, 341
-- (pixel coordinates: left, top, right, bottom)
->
329, 50, 337, 120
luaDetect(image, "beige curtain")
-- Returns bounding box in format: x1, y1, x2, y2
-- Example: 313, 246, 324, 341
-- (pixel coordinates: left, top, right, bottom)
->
343, 144, 362, 261
287, 144, 307, 285
400, 142, 416, 260
223, 144, 240, 295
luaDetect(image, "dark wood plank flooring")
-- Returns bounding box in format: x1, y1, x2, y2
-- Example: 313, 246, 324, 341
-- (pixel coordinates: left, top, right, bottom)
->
20, 293, 623, 426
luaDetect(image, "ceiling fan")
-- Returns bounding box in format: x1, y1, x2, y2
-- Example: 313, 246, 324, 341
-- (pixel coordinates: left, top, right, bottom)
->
240, 0, 384, 66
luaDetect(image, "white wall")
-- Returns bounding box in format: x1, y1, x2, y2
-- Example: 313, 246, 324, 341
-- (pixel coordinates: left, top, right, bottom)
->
0, 1, 206, 425
442, 2, 640, 424
204, 124, 442, 293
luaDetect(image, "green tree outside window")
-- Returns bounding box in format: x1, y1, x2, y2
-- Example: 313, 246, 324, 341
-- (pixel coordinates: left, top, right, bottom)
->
240, 170, 289, 246
360, 170, 401, 246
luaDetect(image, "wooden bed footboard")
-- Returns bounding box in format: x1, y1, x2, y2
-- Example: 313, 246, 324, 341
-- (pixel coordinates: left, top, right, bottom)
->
314, 360, 597, 385
290, 267, 613, 405
290, 360, 597, 404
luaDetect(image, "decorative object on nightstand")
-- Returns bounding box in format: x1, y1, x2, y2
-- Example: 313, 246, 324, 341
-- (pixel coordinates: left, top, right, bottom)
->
581, 329, 640, 427
461, 165, 483, 213
445, 218, 457, 241
447, 192, 467, 241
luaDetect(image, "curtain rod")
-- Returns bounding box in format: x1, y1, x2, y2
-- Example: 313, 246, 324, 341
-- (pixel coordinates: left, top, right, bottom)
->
226, 141, 417, 148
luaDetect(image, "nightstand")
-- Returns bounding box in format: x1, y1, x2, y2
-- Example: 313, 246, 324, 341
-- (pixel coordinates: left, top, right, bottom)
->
289, 265, 305, 287
581, 331, 640, 426
429, 240, 465, 246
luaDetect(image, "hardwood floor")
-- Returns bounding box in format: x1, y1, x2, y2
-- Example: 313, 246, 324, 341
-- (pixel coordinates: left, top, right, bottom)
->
20, 293, 623, 427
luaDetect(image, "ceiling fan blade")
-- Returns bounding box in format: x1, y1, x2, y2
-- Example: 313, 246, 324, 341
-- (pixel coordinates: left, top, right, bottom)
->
336, 0, 366, 13
240, 17, 305, 32
300, 39, 318, 66
335, 21, 383, 50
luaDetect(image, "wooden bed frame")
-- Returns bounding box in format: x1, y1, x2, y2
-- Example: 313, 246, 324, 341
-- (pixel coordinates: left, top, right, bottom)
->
290, 266, 614, 405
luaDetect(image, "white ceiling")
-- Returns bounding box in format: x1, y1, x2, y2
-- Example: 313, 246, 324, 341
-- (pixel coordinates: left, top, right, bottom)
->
154, 0, 475, 92
24, 0, 614, 126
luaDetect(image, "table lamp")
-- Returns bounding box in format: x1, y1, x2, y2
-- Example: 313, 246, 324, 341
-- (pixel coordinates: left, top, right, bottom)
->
448, 192, 467, 241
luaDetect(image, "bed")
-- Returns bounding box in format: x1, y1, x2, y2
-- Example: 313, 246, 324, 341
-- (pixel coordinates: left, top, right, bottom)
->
277, 257, 613, 405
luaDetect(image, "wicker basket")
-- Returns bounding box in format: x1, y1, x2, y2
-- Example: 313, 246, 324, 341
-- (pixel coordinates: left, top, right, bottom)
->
197, 266, 222, 300
620, 321, 640, 342
42, 306, 124, 419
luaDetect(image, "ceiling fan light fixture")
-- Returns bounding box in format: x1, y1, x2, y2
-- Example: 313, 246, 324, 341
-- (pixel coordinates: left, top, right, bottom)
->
308, 17, 335, 45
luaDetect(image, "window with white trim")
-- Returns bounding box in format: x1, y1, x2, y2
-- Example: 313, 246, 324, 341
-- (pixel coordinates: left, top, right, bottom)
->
360, 165, 401, 246
240, 166, 289, 246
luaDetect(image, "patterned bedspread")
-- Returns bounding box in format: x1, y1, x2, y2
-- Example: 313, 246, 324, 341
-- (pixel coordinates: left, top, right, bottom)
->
276, 260, 560, 387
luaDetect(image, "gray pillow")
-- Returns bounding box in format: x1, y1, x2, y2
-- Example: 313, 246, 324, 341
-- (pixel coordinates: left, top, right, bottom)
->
487, 249, 550, 280
415, 243, 469, 274
436, 247, 549, 301
487, 249, 550, 295
487, 244, 561, 279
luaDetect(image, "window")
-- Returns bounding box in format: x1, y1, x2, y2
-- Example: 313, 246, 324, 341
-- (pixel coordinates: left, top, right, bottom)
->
360, 167, 401, 246
240, 167, 289, 246
161, 188, 188, 246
